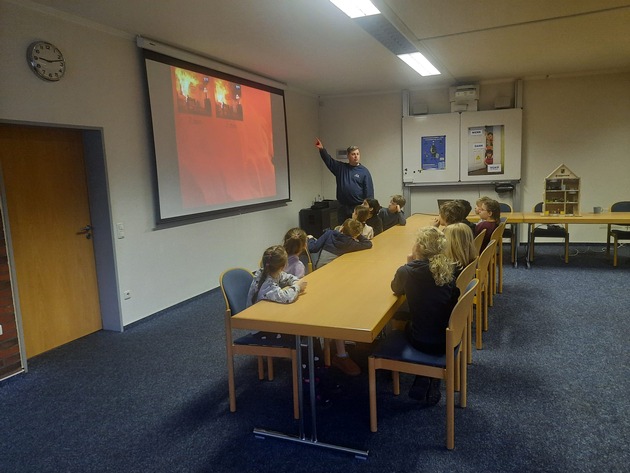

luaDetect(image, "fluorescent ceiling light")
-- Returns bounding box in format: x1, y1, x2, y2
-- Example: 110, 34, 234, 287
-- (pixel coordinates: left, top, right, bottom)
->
398, 52, 441, 77
330, 0, 380, 18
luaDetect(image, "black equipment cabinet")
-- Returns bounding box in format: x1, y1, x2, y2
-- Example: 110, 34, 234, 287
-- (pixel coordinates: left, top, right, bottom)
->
299, 201, 339, 238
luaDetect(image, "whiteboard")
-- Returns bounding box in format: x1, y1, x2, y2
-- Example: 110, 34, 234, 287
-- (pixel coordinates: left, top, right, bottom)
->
402, 113, 460, 185
402, 109, 522, 186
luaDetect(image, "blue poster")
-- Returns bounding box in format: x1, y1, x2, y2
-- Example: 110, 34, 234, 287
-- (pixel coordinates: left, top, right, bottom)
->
421, 135, 446, 170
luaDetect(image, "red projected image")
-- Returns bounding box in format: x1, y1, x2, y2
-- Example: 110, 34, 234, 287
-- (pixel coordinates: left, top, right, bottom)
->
170, 67, 276, 209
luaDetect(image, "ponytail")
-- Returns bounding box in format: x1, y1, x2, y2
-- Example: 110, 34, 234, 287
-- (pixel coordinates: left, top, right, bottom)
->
251, 245, 288, 304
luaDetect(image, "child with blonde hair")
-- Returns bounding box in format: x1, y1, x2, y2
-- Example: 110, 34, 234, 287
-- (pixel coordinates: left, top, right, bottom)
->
247, 245, 307, 307
390, 226, 460, 406
444, 222, 477, 278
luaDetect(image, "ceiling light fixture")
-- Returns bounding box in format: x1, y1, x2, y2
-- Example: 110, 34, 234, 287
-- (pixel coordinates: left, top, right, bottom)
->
330, 0, 380, 18
398, 52, 441, 76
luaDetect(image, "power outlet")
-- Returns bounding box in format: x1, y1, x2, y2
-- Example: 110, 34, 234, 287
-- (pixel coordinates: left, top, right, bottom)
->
116, 222, 125, 239
123, 290, 132, 300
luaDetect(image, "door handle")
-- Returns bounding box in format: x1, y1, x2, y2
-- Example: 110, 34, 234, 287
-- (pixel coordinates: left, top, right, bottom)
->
77, 225, 93, 239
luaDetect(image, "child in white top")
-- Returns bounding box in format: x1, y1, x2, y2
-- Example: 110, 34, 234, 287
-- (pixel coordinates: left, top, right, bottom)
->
247, 246, 307, 307
283, 227, 308, 278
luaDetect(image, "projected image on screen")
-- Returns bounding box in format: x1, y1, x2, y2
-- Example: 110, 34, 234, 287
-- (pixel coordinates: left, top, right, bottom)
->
143, 50, 290, 222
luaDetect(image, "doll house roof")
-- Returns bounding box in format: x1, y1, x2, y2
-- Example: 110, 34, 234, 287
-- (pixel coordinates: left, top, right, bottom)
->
546, 164, 579, 180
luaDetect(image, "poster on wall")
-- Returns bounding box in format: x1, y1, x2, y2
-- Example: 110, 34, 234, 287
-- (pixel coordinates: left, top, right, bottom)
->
402, 113, 460, 184
459, 108, 521, 183
421, 135, 446, 170
466, 125, 504, 176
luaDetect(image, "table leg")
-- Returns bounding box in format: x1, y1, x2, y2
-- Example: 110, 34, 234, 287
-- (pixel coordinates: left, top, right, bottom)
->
252, 335, 369, 458
512, 223, 518, 268
525, 223, 532, 269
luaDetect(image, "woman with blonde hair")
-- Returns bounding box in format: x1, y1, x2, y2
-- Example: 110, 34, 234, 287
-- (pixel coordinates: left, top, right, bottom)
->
390, 226, 460, 406
444, 222, 477, 278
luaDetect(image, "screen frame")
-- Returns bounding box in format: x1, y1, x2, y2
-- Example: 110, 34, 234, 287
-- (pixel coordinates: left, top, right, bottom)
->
140, 47, 291, 226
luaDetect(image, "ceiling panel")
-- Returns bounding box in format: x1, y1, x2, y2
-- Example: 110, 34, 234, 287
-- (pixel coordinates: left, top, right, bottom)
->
18, 0, 630, 95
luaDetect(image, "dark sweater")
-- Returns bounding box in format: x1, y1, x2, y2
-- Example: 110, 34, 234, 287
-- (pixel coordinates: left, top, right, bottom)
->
307, 229, 372, 268
318, 148, 374, 207
391, 259, 459, 354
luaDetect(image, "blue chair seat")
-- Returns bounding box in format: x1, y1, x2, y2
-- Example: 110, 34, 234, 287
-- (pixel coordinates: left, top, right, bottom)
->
372, 330, 460, 370
235, 331, 296, 348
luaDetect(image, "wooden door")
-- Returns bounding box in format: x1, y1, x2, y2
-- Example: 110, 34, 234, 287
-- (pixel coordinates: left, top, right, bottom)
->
0, 124, 102, 358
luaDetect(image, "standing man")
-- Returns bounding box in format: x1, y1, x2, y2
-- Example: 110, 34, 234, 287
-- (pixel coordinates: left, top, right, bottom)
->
315, 138, 374, 222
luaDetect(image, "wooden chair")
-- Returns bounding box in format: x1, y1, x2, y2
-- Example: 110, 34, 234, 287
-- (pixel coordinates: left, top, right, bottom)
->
368, 279, 478, 450
473, 228, 486, 255
499, 203, 517, 264
220, 268, 299, 419
530, 202, 569, 263
474, 240, 496, 350
606, 201, 630, 267
489, 220, 507, 296
456, 258, 478, 365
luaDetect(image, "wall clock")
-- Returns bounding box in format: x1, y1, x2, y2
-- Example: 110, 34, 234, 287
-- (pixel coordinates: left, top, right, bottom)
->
26, 41, 66, 81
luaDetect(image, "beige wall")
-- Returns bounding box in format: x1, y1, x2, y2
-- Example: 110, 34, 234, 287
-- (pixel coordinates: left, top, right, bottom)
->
0, 1, 321, 326
319, 73, 630, 242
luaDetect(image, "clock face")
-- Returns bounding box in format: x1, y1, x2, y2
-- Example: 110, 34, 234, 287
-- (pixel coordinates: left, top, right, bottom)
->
27, 41, 66, 81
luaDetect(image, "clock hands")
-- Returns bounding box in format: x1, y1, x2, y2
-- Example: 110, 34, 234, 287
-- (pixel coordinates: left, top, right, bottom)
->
37, 57, 63, 63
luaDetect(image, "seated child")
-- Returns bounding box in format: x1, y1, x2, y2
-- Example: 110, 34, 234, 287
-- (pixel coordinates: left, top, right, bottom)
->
247, 245, 307, 307
307, 218, 372, 269
433, 200, 466, 228
353, 204, 373, 240
474, 197, 501, 251
364, 198, 383, 236
283, 227, 308, 278
444, 222, 477, 279
390, 226, 460, 406
379, 194, 407, 231
454, 199, 477, 232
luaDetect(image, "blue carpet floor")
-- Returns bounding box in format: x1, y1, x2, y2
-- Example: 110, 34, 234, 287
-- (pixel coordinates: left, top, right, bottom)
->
1, 244, 628, 472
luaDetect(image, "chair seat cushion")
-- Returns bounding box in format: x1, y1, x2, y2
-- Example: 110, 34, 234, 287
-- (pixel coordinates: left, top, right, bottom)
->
234, 331, 296, 348
372, 330, 459, 369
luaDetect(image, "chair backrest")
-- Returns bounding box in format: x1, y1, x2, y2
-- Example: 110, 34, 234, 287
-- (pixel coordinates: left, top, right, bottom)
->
490, 221, 506, 242
220, 268, 254, 316
448, 278, 479, 348
473, 229, 486, 255
456, 258, 477, 298
533, 202, 543, 213
499, 202, 513, 213
476, 239, 497, 288
304, 247, 314, 274
611, 201, 630, 212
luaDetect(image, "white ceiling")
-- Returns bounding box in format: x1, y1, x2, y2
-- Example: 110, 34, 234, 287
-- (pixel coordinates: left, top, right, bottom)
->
22, 0, 630, 95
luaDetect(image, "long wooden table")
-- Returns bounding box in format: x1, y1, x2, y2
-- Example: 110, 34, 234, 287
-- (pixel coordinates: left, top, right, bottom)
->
509, 211, 630, 267
231, 213, 436, 456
